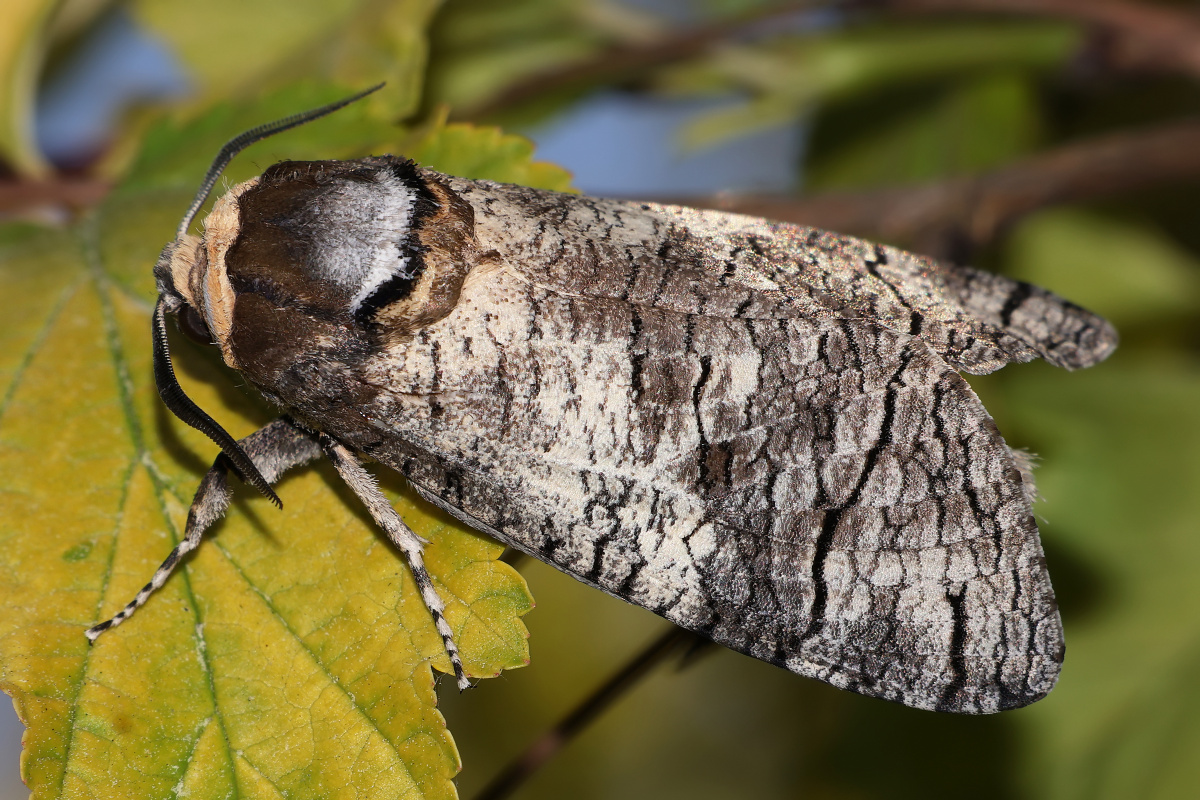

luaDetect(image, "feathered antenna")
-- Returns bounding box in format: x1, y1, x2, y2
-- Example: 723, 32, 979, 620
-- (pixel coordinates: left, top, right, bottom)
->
177, 83, 384, 238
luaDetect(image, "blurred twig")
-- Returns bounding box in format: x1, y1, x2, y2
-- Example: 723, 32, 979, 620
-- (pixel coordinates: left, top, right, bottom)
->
874, 0, 1200, 78
463, 0, 1200, 123
0, 178, 110, 217
473, 626, 699, 800
456, 1, 820, 119
661, 116, 1200, 257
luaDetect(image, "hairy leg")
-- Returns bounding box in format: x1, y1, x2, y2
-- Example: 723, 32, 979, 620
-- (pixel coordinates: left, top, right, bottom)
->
318, 433, 469, 690
86, 417, 321, 640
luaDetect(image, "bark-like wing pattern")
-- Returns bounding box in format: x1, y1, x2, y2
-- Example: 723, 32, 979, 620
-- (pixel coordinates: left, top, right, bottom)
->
453, 178, 1116, 374
358, 250, 1062, 711
140, 152, 1113, 716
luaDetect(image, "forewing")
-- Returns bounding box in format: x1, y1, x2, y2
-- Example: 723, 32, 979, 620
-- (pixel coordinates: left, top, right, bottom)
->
453, 177, 1117, 375
686, 316, 1061, 713
357, 266, 1061, 712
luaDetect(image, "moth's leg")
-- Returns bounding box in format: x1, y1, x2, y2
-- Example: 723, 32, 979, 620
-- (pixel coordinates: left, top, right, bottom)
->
86, 417, 322, 640
318, 433, 469, 691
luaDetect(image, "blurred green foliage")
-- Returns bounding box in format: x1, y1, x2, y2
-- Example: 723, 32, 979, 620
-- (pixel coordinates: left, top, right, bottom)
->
3, 1, 1200, 799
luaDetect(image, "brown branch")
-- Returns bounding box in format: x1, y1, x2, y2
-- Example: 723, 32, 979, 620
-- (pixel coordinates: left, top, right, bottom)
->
463, 0, 1200, 121
0, 178, 110, 217
457, 1, 819, 119
874, 0, 1200, 78
473, 627, 697, 800
657, 116, 1200, 255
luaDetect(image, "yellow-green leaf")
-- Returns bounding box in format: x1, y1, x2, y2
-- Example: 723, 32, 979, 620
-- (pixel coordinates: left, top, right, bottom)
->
407, 121, 574, 191
0, 89, 575, 799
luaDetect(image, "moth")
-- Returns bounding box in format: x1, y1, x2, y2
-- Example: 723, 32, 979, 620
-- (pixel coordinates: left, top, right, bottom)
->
88, 86, 1116, 714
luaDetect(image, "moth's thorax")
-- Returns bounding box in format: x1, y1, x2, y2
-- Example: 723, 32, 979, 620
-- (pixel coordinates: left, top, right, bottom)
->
200, 177, 258, 367
162, 156, 489, 387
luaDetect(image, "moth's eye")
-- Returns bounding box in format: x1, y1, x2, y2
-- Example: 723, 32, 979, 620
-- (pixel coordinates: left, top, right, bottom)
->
178, 304, 214, 346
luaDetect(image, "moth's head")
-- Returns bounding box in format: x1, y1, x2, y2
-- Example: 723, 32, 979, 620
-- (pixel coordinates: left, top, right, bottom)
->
157, 156, 478, 378
151, 85, 390, 505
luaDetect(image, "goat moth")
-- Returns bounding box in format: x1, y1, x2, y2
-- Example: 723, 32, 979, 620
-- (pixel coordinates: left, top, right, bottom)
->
88, 86, 1116, 714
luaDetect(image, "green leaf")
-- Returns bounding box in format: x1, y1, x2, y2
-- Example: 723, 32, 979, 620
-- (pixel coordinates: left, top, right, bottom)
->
992, 355, 1200, 800
424, 0, 614, 116
663, 22, 1077, 150
125, 0, 442, 135
807, 72, 1043, 190
1001, 209, 1200, 333
321, 0, 443, 121
130, 0, 352, 92
0, 0, 58, 175
5, 0, 442, 175
0, 90, 578, 798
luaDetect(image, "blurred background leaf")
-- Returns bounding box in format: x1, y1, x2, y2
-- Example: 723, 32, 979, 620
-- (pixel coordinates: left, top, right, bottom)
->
4, 1, 1200, 799
0, 0, 64, 175
424, 0, 639, 119
130, 0, 442, 119
661, 21, 1078, 150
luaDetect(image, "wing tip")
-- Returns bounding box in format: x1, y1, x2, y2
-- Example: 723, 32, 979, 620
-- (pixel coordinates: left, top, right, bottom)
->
1048, 314, 1119, 371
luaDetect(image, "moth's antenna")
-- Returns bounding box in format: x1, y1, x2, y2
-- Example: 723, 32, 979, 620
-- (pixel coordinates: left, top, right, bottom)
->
152, 299, 281, 506
176, 82, 385, 239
